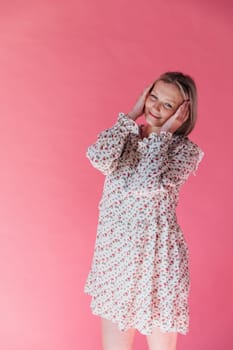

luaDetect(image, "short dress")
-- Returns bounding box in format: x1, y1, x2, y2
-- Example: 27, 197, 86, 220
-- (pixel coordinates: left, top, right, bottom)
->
84, 112, 204, 335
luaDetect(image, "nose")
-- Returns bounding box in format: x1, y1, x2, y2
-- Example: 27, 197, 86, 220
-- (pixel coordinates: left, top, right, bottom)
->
152, 100, 161, 112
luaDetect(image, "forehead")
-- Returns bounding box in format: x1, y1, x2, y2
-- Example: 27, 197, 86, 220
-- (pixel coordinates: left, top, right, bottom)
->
152, 80, 183, 103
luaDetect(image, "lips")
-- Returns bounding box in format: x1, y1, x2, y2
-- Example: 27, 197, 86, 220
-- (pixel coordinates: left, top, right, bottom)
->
149, 112, 161, 119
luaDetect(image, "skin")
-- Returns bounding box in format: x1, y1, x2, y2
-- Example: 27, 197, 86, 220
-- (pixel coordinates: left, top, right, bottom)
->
127, 80, 190, 137
101, 318, 177, 350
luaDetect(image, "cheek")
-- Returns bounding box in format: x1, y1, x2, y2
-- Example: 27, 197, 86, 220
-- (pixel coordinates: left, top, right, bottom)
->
144, 99, 151, 110
162, 109, 173, 120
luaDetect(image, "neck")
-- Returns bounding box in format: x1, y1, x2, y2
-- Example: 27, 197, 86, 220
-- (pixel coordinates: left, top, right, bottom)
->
142, 124, 161, 137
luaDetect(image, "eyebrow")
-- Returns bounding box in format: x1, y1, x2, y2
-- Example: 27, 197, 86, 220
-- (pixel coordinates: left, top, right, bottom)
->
151, 91, 176, 104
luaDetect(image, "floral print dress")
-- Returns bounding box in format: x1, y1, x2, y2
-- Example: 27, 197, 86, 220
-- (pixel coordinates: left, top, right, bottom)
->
84, 112, 204, 335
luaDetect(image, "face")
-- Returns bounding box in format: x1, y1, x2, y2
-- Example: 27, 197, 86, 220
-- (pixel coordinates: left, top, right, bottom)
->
144, 80, 185, 128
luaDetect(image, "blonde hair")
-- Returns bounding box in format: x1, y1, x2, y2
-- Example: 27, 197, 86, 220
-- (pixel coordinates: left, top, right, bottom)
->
150, 71, 198, 136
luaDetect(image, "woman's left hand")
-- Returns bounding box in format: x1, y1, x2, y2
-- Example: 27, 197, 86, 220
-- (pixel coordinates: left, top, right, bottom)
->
160, 100, 190, 134
127, 82, 154, 121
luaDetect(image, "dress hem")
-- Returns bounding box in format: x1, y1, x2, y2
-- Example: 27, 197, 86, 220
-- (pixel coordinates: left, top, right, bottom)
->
84, 289, 189, 336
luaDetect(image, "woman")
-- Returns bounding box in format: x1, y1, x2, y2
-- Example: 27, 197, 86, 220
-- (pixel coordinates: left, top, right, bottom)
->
84, 71, 204, 350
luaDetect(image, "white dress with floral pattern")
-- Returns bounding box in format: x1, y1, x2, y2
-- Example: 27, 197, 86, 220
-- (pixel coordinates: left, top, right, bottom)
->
84, 112, 204, 335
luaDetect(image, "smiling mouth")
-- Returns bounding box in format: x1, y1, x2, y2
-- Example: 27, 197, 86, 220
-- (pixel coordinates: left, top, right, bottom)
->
149, 112, 161, 119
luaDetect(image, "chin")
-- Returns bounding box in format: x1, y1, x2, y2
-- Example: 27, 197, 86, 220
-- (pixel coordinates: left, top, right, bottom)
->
144, 115, 161, 127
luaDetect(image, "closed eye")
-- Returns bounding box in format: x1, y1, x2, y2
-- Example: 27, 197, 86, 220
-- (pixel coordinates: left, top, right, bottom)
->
150, 94, 157, 100
164, 103, 173, 109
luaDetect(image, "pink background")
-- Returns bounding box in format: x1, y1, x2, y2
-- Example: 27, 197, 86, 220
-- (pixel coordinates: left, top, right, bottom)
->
0, 0, 232, 349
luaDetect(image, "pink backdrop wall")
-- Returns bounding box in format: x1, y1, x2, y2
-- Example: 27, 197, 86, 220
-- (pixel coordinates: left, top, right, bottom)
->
0, 0, 232, 349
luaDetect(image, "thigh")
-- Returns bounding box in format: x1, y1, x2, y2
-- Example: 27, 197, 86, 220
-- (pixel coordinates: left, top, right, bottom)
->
146, 326, 178, 350
101, 317, 136, 350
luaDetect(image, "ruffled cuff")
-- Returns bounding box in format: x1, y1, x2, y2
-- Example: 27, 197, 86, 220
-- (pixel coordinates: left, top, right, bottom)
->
150, 130, 173, 142
117, 112, 140, 134
138, 128, 173, 145
193, 148, 205, 176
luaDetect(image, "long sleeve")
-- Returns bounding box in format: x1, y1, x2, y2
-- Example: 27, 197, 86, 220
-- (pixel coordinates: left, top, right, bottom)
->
161, 138, 204, 188
86, 112, 139, 175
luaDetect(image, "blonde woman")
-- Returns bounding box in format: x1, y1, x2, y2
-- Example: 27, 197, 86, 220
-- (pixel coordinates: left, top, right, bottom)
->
84, 71, 204, 350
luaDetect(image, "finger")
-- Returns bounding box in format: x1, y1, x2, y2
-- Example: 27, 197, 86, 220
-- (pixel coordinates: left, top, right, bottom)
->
183, 108, 189, 122
177, 101, 189, 117
178, 106, 189, 123
170, 103, 188, 125
166, 111, 180, 126
180, 100, 189, 109
183, 101, 190, 117
161, 101, 190, 132
179, 100, 189, 110
142, 82, 155, 95
146, 81, 155, 90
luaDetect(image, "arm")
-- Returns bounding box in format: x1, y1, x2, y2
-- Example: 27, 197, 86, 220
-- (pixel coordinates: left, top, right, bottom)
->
86, 113, 139, 175
161, 139, 204, 188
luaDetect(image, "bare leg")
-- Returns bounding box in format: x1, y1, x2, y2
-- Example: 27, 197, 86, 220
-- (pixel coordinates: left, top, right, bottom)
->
146, 326, 177, 350
101, 317, 136, 350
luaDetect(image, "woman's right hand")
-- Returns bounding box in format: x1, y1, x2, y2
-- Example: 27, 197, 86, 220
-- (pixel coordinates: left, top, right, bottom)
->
160, 100, 190, 134
127, 82, 154, 121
